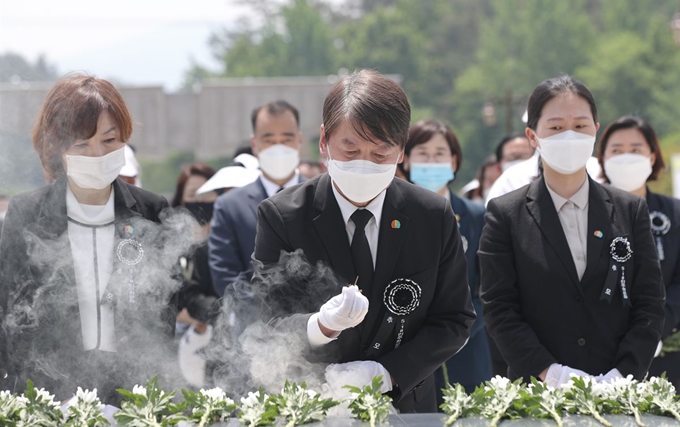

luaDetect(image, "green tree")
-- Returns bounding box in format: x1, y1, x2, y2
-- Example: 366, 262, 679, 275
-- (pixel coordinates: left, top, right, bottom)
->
0, 53, 58, 82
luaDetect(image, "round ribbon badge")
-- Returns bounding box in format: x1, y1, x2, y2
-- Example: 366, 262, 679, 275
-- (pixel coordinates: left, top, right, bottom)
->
383, 278, 422, 316
117, 239, 144, 266
601, 236, 632, 306
650, 211, 670, 261
610, 237, 633, 263
650, 211, 671, 235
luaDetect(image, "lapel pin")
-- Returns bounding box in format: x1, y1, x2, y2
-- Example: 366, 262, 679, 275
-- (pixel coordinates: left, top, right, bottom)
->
391, 220, 401, 229
594, 230, 603, 239
125, 225, 134, 235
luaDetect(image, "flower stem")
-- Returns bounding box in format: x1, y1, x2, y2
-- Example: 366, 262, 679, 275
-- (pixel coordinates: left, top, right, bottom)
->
444, 412, 459, 426
633, 409, 645, 427
369, 409, 376, 427
669, 408, 680, 422
591, 410, 612, 427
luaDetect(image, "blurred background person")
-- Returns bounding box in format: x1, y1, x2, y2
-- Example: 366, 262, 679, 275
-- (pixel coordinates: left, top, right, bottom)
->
480, 75, 664, 387
461, 156, 501, 204
402, 119, 492, 399
495, 133, 534, 173
0, 74, 183, 402
298, 158, 324, 180
172, 163, 217, 336
209, 100, 304, 303
598, 115, 680, 388
118, 144, 142, 187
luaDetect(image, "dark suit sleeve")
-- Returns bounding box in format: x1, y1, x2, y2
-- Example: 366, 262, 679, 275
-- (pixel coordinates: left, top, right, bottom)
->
0, 198, 31, 391
663, 254, 680, 339
378, 200, 475, 395
209, 196, 251, 297
614, 197, 665, 378
479, 198, 557, 379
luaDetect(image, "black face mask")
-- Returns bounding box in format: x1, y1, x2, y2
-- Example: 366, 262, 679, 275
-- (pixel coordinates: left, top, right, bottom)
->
185, 202, 214, 225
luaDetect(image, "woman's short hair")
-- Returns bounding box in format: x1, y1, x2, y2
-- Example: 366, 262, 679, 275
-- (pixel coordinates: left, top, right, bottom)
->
171, 163, 217, 207
404, 119, 462, 176
32, 73, 133, 180
597, 115, 666, 182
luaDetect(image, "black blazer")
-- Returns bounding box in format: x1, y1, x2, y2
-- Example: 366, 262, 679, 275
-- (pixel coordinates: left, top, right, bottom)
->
479, 176, 664, 381
647, 190, 680, 338
252, 174, 475, 412
0, 177, 175, 399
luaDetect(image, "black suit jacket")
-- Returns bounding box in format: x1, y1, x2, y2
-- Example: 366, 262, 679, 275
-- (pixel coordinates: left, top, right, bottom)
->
647, 190, 680, 338
252, 174, 475, 412
479, 176, 665, 381
0, 177, 175, 399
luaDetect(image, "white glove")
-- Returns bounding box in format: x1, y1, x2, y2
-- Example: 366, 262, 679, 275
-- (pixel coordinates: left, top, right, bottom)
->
545, 363, 592, 387
595, 368, 624, 383
178, 324, 213, 387
325, 360, 393, 394
318, 286, 369, 332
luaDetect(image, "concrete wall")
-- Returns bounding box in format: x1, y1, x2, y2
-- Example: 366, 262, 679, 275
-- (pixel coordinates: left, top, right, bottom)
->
0, 76, 339, 162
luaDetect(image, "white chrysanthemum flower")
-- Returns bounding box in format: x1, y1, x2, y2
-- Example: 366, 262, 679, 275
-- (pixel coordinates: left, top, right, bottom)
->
76, 387, 99, 404
241, 391, 267, 407
200, 387, 227, 401
132, 385, 147, 397
490, 375, 510, 387
35, 387, 59, 409
306, 389, 318, 399
0, 390, 11, 400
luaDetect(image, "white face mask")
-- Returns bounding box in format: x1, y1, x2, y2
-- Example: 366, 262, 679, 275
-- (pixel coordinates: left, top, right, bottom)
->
65, 146, 126, 190
604, 153, 652, 192
327, 148, 397, 204
258, 144, 300, 180
536, 130, 596, 175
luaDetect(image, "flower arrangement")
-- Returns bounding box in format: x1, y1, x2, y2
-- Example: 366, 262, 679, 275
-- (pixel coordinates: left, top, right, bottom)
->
2, 374, 679, 426
344, 375, 392, 427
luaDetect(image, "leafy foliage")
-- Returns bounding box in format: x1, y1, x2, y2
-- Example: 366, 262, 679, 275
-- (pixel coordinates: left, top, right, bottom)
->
237, 388, 278, 427
114, 377, 183, 427
272, 381, 338, 427
179, 387, 237, 427
345, 375, 392, 427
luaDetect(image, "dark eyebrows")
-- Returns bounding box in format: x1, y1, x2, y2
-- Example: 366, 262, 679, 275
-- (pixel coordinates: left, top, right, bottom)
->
545, 116, 591, 122
340, 137, 357, 146
103, 126, 117, 135
261, 131, 296, 138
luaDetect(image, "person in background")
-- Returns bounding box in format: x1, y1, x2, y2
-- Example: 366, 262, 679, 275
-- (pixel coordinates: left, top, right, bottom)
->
495, 133, 534, 173
252, 70, 474, 412
0, 74, 180, 402
402, 119, 492, 399
598, 115, 680, 388
299, 158, 324, 180
171, 163, 217, 335
462, 156, 501, 204
118, 144, 142, 187
209, 100, 305, 298
479, 75, 664, 387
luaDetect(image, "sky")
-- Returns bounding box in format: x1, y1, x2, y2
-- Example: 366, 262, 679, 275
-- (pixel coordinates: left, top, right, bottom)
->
0, 0, 254, 91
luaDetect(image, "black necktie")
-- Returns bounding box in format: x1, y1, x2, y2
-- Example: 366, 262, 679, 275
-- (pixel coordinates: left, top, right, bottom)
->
277, 187, 284, 193
350, 209, 374, 290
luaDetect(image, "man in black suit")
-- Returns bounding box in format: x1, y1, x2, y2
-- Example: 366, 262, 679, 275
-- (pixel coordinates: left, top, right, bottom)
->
252, 70, 475, 412
209, 100, 305, 298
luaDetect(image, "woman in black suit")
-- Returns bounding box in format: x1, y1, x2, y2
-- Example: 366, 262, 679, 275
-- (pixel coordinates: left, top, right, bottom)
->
479, 76, 665, 387
0, 74, 189, 402
401, 120, 492, 398
597, 116, 680, 387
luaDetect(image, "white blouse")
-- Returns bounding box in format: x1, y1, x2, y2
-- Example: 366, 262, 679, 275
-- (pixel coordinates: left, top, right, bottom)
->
66, 186, 117, 352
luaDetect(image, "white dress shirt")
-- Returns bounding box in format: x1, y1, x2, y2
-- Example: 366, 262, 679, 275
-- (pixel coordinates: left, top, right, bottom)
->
307, 185, 388, 346
260, 172, 301, 198
66, 185, 117, 352
545, 179, 590, 281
